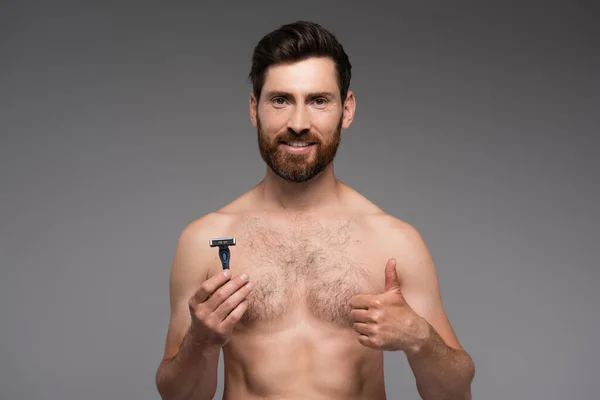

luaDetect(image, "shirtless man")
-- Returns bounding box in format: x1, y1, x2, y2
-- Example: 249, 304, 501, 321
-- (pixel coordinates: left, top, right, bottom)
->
155, 21, 475, 400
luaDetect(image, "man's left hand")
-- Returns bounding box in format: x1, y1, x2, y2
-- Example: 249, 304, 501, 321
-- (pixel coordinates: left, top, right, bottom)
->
349, 258, 430, 353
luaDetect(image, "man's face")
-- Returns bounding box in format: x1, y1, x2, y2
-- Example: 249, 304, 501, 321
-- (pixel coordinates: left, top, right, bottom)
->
250, 57, 354, 182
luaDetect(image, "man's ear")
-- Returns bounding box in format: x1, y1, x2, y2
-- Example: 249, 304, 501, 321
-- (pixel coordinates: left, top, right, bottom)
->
249, 92, 258, 128
342, 90, 356, 129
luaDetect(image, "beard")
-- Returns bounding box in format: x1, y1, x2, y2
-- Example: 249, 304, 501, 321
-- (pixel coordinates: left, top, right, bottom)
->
257, 116, 342, 183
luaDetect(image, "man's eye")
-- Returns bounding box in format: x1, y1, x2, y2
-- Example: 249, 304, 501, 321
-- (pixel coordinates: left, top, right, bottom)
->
273, 97, 286, 105
314, 98, 327, 105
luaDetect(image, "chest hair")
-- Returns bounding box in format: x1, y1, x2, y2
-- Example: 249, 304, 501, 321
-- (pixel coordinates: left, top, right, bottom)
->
235, 216, 376, 328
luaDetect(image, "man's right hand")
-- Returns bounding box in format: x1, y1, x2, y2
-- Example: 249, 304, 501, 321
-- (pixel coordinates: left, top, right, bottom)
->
188, 270, 254, 349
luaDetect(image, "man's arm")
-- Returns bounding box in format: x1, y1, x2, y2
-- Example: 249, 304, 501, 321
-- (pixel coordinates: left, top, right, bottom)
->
406, 321, 475, 400
391, 220, 475, 400
156, 331, 221, 400
155, 217, 220, 400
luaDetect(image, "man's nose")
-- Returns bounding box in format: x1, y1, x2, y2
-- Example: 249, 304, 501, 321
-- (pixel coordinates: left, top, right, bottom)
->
287, 106, 311, 135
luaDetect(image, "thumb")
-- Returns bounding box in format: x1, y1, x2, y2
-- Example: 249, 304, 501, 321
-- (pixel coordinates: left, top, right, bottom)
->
384, 258, 401, 292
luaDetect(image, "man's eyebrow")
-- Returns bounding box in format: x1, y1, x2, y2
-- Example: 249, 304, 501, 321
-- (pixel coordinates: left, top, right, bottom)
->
264, 91, 292, 99
307, 91, 336, 100
264, 91, 337, 99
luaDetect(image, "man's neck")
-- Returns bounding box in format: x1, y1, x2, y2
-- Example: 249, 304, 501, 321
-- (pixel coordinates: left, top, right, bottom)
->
256, 165, 344, 212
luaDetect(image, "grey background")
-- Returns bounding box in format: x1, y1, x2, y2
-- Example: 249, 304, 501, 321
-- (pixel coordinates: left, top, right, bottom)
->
1, 1, 598, 399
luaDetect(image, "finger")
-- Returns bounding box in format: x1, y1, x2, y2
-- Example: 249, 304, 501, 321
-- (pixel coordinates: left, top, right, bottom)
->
193, 270, 232, 304
214, 280, 255, 321
350, 309, 374, 323
353, 322, 373, 336
357, 334, 379, 349
349, 294, 372, 310
384, 258, 401, 292
205, 272, 250, 312
352, 295, 385, 310
220, 298, 250, 331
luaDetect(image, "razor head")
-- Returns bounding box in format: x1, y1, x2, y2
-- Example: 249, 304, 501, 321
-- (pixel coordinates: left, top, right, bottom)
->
209, 237, 236, 247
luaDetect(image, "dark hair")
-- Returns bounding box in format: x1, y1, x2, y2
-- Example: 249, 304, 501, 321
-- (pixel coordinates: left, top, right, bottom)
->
249, 21, 352, 103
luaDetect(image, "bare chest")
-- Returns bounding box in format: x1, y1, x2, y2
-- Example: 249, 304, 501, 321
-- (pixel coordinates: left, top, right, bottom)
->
224, 217, 382, 328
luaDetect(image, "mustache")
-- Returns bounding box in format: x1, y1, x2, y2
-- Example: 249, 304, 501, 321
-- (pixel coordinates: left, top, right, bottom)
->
275, 130, 321, 144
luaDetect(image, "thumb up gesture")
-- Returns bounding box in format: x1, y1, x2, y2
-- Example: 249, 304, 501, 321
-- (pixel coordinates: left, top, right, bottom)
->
349, 259, 430, 353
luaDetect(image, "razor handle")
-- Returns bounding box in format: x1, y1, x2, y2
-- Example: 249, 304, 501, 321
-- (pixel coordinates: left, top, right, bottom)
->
218, 246, 230, 269
209, 237, 236, 270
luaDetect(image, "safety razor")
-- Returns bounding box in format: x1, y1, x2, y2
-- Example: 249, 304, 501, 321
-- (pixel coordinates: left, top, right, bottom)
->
209, 237, 236, 270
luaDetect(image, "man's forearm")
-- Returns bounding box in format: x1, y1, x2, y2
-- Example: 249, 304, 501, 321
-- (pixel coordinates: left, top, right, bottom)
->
155, 329, 221, 400
406, 322, 475, 400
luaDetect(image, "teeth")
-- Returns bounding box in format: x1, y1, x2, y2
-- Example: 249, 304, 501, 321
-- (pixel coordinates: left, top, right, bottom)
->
287, 142, 310, 147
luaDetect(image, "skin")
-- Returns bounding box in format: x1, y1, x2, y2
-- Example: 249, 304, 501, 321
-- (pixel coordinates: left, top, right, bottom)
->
156, 57, 474, 400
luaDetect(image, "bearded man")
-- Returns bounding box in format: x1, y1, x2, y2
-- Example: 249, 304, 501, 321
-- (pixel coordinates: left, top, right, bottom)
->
155, 20, 475, 400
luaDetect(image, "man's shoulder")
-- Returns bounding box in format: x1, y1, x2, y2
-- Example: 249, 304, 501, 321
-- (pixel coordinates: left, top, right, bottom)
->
344, 185, 421, 241
362, 211, 423, 244
180, 210, 239, 241
180, 190, 256, 237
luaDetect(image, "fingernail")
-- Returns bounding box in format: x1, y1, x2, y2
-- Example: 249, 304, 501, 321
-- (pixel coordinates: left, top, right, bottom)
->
246, 281, 254, 289
240, 273, 248, 281
223, 270, 231, 277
